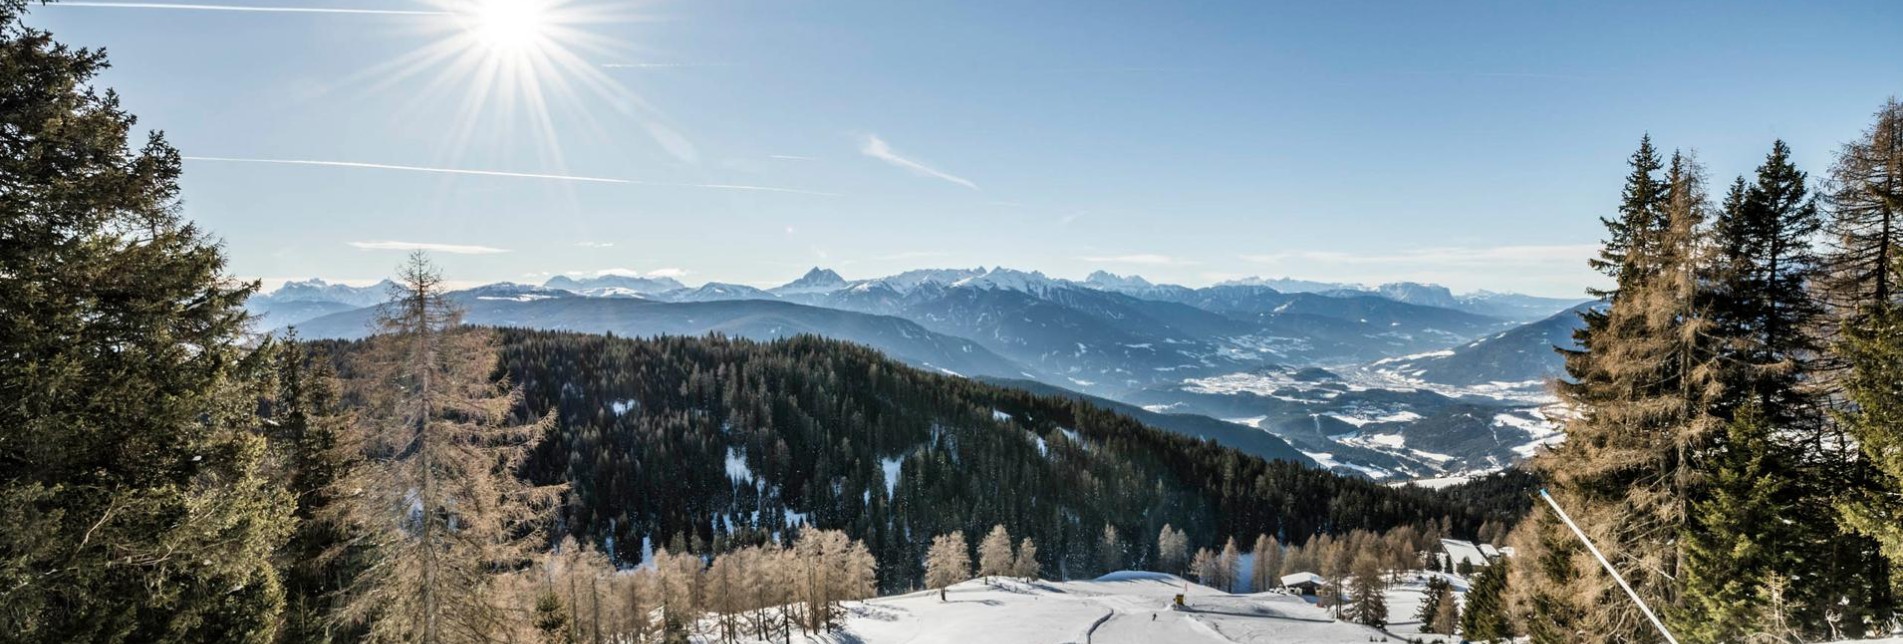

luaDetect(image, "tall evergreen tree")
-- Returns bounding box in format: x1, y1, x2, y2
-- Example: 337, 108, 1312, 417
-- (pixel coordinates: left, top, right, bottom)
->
271, 335, 362, 642
1462, 560, 1513, 642
0, 2, 293, 639
327, 254, 563, 642
1417, 576, 1456, 634
1837, 272, 1903, 569
1512, 150, 1722, 643
1676, 404, 1791, 642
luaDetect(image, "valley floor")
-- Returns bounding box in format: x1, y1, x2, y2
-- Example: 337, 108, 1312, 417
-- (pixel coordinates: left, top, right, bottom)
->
787, 571, 1463, 644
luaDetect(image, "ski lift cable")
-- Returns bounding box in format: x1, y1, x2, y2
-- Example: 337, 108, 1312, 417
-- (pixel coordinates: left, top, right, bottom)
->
1538, 488, 1681, 644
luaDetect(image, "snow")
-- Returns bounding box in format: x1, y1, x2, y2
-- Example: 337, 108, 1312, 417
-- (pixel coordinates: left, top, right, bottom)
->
609, 399, 636, 416
992, 409, 1014, 423
810, 574, 1413, 644
880, 456, 903, 495
724, 448, 753, 483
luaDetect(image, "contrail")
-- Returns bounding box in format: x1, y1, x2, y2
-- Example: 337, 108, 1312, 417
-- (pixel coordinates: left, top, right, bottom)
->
55, 1, 447, 15
182, 156, 841, 197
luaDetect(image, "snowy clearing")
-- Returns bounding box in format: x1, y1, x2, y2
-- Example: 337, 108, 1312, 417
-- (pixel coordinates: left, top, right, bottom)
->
776, 572, 1471, 643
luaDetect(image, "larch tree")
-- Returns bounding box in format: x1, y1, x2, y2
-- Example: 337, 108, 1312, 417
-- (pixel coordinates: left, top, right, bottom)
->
1013, 537, 1041, 582
328, 253, 564, 643
1097, 524, 1124, 575
978, 524, 1015, 584
1250, 534, 1281, 594
1510, 149, 1724, 643
1341, 552, 1386, 628
1417, 576, 1456, 634
0, 2, 294, 639
1189, 548, 1217, 587
1821, 98, 1903, 635
1156, 525, 1188, 575
1216, 537, 1241, 593
924, 531, 971, 598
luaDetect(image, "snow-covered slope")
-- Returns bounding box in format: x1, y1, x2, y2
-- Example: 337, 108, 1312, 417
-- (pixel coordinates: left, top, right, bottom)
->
807, 572, 1460, 644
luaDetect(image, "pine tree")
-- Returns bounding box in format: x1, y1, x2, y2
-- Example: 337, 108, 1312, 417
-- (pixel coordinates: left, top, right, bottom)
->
1342, 552, 1386, 628
1251, 534, 1280, 594
533, 591, 573, 644
0, 3, 294, 638
1461, 560, 1512, 643
978, 524, 1014, 584
924, 531, 972, 597
327, 254, 565, 642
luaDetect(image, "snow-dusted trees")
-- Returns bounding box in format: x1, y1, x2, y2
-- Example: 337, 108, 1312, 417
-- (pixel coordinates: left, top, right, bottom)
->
1156, 525, 1189, 575
331, 254, 564, 642
925, 531, 972, 597
1013, 538, 1041, 582
1251, 534, 1281, 594
978, 525, 1015, 583
1216, 537, 1241, 592
1097, 524, 1124, 574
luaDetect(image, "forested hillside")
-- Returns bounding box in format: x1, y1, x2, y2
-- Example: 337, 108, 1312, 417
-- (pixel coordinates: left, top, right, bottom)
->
362, 329, 1532, 592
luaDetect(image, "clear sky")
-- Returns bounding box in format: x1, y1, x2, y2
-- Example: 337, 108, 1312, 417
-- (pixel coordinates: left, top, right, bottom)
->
26, 0, 1903, 297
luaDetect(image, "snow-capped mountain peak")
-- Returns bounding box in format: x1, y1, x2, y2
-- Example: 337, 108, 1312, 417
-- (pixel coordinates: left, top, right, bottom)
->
1083, 270, 1154, 291
771, 267, 849, 294
950, 267, 1064, 294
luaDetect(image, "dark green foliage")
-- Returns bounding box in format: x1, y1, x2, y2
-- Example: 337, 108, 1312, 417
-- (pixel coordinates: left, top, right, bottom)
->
1460, 560, 1512, 642
1676, 404, 1790, 641
1838, 293, 1903, 568
268, 336, 362, 643
461, 329, 1516, 591
533, 591, 572, 644
1416, 576, 1455, 634
0, 1, 292, 639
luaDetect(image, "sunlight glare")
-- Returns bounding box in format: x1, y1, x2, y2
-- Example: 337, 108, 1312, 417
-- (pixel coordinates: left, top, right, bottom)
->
469, 0, 549, 56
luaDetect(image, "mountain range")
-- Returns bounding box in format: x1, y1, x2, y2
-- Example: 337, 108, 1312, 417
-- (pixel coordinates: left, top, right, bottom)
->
258, 267, 1589, 481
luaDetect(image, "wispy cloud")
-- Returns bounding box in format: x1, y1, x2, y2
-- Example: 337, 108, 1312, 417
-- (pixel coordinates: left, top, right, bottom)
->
769, 154, 818, 161
348, 240, 510, 254
859, 135, 977, 190
592, 267, 690, 279
55, 1, 445, 15
1240, 244, 1598, 268
575, 241, 615, 248
1078, 253, 1196, 266
872, 250, 950, 261
183, 156, 841, 197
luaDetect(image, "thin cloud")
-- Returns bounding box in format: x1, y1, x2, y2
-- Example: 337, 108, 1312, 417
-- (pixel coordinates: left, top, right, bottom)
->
55, 1, 446, 15
348, 240, 510, 254
859, 135, 977, 190
183, 156, 841, 196
575, 241, 615, 248
1078, 254, 1196, 266
1240, 244, 1598, 267
769, 154, 819, 161
645, 267, 690, 278
872, 250, 951, 261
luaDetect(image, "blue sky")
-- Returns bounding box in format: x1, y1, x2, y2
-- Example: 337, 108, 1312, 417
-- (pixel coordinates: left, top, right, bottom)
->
27, 0, 1903, 297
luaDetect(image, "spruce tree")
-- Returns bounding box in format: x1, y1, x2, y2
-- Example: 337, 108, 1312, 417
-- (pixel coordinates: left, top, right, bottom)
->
0, 2, 293, 639
1677, 404, 1791, 642
1417, 576, 1456, 634
1461, 560, 1512, 642
1837, 283, 1903, 566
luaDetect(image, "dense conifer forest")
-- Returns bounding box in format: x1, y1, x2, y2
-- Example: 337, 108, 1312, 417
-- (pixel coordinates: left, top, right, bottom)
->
309, 329, 1532, 593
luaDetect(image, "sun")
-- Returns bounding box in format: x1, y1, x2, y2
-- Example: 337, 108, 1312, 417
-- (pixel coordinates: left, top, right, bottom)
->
466, 0, 551, 56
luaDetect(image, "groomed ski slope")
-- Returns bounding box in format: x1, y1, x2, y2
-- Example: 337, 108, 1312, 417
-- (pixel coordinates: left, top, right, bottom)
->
802, 571, 1465, 644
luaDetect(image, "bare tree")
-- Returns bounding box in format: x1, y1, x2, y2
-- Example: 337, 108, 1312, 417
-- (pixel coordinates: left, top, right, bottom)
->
1013, 537, 1041, 582
329, 253, 563, 643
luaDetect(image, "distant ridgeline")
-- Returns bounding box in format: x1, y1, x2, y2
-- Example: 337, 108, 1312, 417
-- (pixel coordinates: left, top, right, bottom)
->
323, 328, 1527, 592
